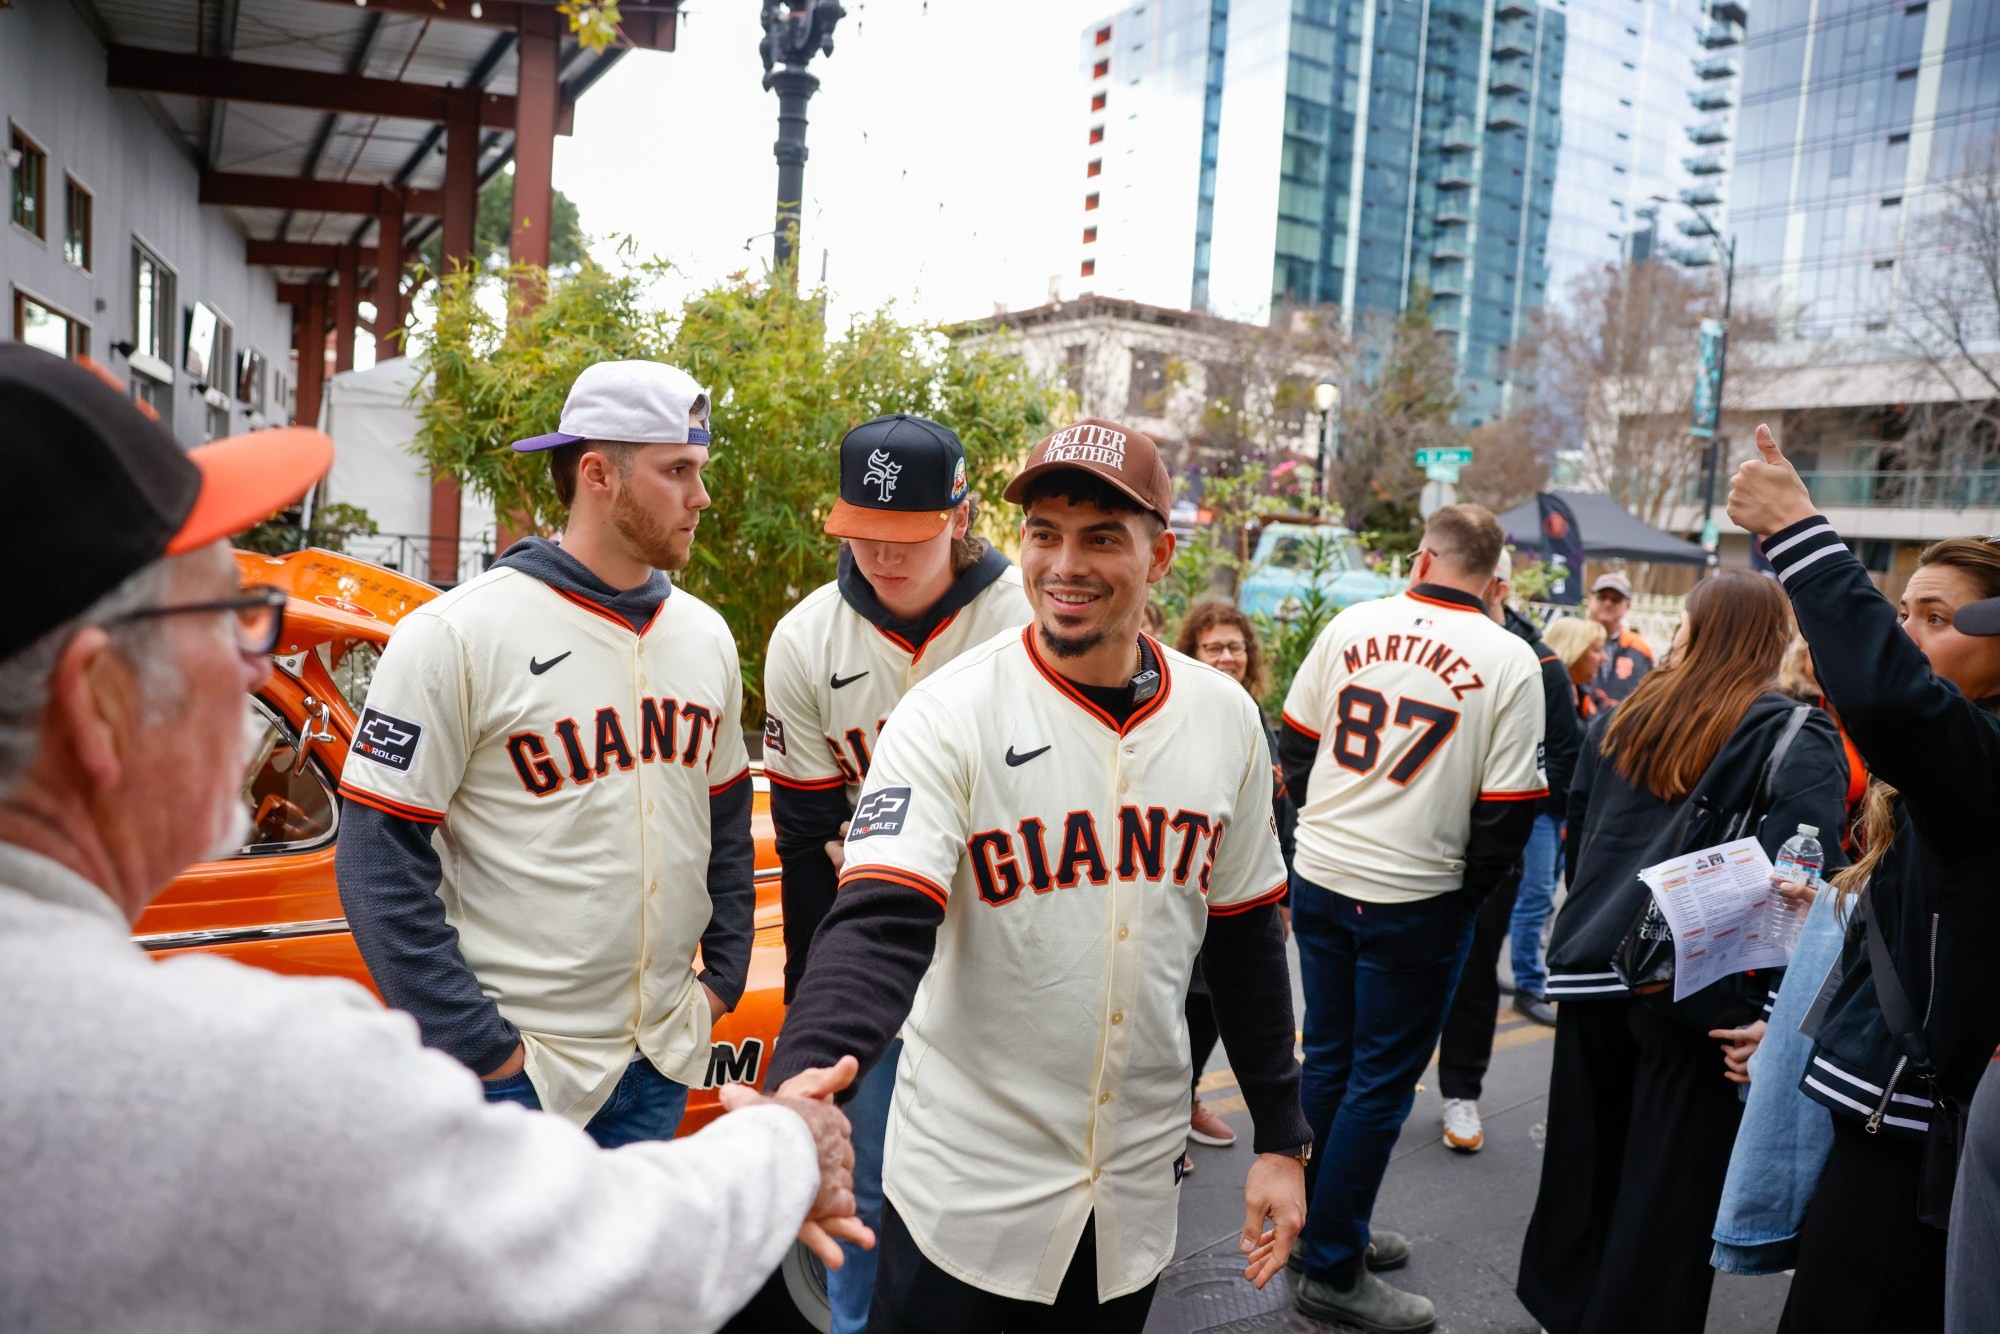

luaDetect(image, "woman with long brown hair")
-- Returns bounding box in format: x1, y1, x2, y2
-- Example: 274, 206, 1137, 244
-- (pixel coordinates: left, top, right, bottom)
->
1732, 427, 2000, 1333
1517, 572, 1852, 1334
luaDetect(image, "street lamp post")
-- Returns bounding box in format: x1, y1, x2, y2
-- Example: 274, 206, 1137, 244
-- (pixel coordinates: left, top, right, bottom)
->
1660, 193, 1735, 572
760, 1, 846, 272
1313, 381, 1340, 517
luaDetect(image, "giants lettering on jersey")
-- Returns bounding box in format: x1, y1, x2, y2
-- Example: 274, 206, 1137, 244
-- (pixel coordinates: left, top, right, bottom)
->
505, 696, 722, 795
967, 807, 1225, 906
823, 719, 887, 783
1341, 632, 1487, 700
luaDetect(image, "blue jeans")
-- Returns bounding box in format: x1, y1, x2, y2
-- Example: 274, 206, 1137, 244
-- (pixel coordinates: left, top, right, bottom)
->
1294, 879, 1478, 1284
483, 1055, 690, 1149
828, 1039, 900, 1334
1509, 814, 1562, 999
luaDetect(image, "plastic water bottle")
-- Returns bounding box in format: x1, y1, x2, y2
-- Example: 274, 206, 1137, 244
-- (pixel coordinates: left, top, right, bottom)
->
1768, 823, 1823, 950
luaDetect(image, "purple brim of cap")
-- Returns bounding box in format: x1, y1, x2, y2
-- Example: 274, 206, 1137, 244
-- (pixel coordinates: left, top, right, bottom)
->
1954, 596, 2000, 636
511, 431, 585, 453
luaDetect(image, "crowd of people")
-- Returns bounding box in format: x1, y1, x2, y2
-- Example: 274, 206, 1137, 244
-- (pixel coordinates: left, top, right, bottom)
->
2, 340, 1997, 1334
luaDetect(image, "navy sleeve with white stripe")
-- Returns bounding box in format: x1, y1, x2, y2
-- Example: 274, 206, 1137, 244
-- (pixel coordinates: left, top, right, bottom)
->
1765, 514, 2000, 834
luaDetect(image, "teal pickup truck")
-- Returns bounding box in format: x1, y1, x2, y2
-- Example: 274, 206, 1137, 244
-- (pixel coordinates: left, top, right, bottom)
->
1236, 520, 1399, 620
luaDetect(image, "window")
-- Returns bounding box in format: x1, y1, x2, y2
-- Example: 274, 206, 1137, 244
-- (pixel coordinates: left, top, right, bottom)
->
1092, 92, 1107, 112
9, 126, 46, 239
1083, 226, 1098, 244
1093, 59, 1110, 79
184, 301, 230, 385
1095, 26, 1111, 45
1127, 350, 1167, 416
238, 347, 267, 410
1087, 159, 1102, 178
1080, 259, 1096, 278
131, 242, 176, 367
1061, 343, 1086, 398
63, 178, 90, 270
130, 369, 171, 428
1084, 192, 1100, 211
13, 290, 87, 358
1089, 125, 1104, 144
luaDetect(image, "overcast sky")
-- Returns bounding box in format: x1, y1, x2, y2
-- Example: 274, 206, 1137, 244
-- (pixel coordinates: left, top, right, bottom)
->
554, 0, 1091, 331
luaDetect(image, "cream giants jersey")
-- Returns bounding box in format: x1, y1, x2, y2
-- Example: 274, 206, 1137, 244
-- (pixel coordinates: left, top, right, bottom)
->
760, 565, 1029, 800
337, 567, 749, 1124
838, 629, 1289, 1302
1281, 587, 1547, 902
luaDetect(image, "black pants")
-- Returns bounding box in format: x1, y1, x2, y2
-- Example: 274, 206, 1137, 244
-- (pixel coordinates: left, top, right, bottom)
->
1186, 982, 1220, 1094
1517, 999, 1744, 1334
1437, 870, 1522, 1101
866, 1200, 1159, 1333
1778, 1113, 1947, 1333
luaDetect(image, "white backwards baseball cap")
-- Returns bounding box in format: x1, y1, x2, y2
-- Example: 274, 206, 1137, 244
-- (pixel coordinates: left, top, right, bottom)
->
510, 360, 711, 452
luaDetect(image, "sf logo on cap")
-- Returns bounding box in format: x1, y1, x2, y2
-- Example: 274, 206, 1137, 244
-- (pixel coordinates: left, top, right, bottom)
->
864, 449, 902, 503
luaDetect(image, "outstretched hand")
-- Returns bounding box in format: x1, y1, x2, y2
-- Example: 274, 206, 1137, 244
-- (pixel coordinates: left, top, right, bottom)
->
719, 1055, 875, 1267
1726, 424, 1818, 538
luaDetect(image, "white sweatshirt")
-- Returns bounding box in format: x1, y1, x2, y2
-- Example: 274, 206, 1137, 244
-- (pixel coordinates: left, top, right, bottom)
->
0, 843, 818, 1333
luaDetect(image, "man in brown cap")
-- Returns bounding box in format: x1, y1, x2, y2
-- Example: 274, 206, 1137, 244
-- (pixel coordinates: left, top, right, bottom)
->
766, 419, 1310, 1332
0, 344, 864, 1331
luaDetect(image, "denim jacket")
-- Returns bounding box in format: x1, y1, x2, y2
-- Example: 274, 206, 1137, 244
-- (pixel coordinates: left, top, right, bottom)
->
1710, 882, 1846, 1275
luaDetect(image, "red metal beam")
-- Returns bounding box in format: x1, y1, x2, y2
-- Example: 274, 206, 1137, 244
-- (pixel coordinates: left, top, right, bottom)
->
248, 240, 386, 269
510, 6, 560, 277
375, 194, 407, 354
291, 0, 678, 52
334, 246, 360, 374
295, 283, 329, 429
105, 48, 572, 132
201, 172, 443, 217
441, 89, 481, 273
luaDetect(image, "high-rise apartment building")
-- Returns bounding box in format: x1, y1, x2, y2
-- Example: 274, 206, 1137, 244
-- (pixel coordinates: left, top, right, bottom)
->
1070, 0, 1726, 426
1074, 0, 1566, 424
1726, 0, 1999, 339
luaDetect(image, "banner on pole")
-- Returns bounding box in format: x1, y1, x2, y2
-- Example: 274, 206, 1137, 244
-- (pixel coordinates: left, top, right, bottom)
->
1537, 491, 1585, 606
1691, 317, 1726, 439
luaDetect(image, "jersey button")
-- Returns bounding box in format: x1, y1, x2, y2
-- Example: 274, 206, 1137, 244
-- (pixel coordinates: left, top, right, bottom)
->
1099, 1091, 1110, 1104
646, 801, 656, 815
1117, 925, 1129, 941
1111, 1010, 1124, 1026
1092, 1168, 1103, 1182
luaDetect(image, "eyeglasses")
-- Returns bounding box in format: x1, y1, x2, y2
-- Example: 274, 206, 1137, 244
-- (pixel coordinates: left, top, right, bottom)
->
115, 586, 289, 656
1199, 640, 1249, 658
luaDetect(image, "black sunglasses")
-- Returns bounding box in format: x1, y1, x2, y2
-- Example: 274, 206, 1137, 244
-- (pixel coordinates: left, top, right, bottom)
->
115, 586, 289, 656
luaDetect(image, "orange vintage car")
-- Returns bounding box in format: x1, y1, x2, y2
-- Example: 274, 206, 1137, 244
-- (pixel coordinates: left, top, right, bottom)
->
134, 548, 824, 1331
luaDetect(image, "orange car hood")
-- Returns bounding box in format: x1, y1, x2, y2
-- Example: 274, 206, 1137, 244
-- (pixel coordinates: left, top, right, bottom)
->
235, 548, 437, 654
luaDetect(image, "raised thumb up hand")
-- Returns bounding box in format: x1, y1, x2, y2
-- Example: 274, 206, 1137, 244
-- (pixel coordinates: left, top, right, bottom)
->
1726, 423, 1816, 538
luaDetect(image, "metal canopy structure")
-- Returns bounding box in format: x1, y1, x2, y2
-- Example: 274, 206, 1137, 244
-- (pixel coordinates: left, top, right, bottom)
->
68, 0, 679, 579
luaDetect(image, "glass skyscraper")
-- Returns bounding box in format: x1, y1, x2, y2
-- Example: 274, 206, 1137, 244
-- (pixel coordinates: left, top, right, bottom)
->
1730, 0, 2000, 340
1072, 0, 1725, 424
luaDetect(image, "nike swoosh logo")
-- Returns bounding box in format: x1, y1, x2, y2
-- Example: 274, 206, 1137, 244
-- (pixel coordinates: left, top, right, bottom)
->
830, 671, 869, 689
529, 652, 572, 675
1005, 745, 1051, 767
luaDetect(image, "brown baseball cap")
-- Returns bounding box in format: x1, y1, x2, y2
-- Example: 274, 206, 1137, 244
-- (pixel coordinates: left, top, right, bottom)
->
1002, 418, 1173, 523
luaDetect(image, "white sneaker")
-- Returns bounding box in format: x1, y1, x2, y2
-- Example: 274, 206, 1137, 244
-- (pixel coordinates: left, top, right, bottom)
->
1441, 1097, 1484, 1153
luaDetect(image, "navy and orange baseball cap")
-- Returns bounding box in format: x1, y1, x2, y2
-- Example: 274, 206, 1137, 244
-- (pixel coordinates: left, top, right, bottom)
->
1, 342, 333, 661
824, 414, 970, 543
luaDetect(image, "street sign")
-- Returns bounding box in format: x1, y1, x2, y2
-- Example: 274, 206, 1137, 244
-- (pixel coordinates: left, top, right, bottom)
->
1416, 447, 1474, 468
1425, 463, 1462, 483
1701, 518, 1720, 551
1691, 317, 1726, 439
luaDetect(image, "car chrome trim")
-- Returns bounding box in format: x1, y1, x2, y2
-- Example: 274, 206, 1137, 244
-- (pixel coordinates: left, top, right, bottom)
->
136, 918, 353, 952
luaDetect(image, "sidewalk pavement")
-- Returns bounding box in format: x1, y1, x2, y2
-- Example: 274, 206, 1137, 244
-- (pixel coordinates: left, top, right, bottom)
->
1151, 1003, 1792, 1333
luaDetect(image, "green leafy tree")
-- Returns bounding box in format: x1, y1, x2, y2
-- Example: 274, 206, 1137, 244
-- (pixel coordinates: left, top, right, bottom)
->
418, 175, 585, 274
1249, 531, 1342, 718
238, 501, 380, 557
411, 257, 1065, 727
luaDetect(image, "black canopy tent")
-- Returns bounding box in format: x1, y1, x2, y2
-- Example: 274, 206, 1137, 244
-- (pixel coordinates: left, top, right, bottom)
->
1496, 491, 1710, 566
